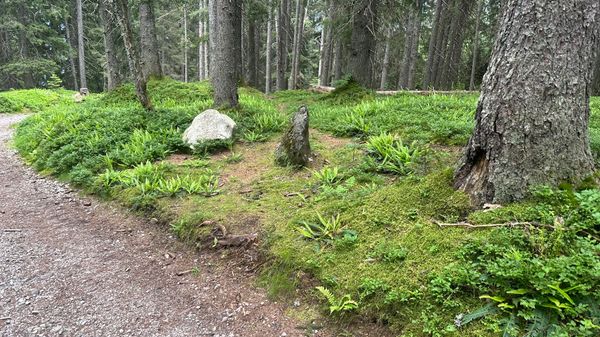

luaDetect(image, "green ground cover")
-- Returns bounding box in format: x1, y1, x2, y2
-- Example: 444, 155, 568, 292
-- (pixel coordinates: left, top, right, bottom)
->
9, 79, 600, 336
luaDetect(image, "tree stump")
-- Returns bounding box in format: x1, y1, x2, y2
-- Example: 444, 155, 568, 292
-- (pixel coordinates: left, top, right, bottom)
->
275, 106, 311, 167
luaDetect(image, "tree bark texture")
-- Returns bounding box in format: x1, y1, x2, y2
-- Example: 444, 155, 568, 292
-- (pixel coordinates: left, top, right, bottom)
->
349, 0, 377, 88
424, 0, 442, 89
379, 28, 391, 90
277, 0, 290, 90
99, 0, 121, 90
246, 18, 258, 87
469, 0, 483, 91
398, 1, 422, 90
140, 0, 162, 79
64, 16, 79, 90
455, 0, 600, 205
211, 0, 241, 108
318, 0, 335, 86
183, 4, 188, 82
111, 0, 152, 110
265, 0, 273, 93
76, 0, 87, 89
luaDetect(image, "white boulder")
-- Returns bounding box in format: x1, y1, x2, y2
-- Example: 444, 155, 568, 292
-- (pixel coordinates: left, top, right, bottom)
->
182, 109, 236, 148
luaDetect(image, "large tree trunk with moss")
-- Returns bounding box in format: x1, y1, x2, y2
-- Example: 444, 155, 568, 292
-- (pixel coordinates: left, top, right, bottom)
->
349, 0, 377, 88
454, 0, 599, 205
140, 0, 162, 79
110, 0, 152, 110
211, 0, 241, 108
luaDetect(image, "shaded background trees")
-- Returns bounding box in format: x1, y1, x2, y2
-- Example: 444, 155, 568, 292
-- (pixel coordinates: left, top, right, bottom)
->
1, 0, 586, 94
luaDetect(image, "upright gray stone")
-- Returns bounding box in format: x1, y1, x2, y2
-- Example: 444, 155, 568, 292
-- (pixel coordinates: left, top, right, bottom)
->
275, 106, 311, 167
182, 109, 236, 148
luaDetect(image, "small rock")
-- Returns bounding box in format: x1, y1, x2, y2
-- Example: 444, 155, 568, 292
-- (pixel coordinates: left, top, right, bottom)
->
82, 200, 92, 207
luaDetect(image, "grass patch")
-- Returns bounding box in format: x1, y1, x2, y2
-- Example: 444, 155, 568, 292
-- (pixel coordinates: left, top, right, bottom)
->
0, 88, 76, 113
11, 80, 600, 336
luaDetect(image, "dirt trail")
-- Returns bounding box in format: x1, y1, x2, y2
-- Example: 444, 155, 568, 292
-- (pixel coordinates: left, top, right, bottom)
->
0, 114, 320, 337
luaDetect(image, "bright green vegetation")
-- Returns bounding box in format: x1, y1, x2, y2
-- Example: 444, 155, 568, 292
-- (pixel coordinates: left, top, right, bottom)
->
0, 88, 76, 114
11, 79, 600, 336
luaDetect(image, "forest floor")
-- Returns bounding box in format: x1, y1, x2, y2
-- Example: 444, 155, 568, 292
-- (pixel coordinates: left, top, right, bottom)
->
0, 113, 331, 337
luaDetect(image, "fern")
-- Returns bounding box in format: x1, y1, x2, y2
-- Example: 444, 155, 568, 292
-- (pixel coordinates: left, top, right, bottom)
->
315, 286, 359, 315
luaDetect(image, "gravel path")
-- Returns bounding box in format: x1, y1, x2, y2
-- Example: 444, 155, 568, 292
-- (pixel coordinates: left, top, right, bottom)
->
0, 114, 319, 337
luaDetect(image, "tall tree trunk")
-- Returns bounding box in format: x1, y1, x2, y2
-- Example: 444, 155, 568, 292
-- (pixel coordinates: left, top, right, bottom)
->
424, 0, 442, 88
183, 4, 188, 82
211, 0, 241, 108
379, 28, 391, 90
100, 1, 121, 90
265, 0, 273, 93
443, 0, 474, 89
289, 0, 306, 89
110, 0, 152, 110
349, 0, 377, 88
431, 0, 451, 88
319, 0, 334, 86
398, 1, 422, 90
76, 0, 87, 89
140, 0, 162, 79
276, 0, 290, 90
247, 18, 258, 87
203, 0, 209, 78
332, 39, 342, 82
469, 0, 483, 91
198, 0, 204, 80
455, 0, 599, 205
64, 16, 79, 90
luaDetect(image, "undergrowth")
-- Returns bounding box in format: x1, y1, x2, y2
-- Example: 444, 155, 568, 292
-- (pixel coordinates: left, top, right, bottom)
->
10, 80, 600, 337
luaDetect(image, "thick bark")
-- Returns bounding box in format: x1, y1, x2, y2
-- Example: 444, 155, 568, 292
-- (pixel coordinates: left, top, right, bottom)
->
276, 0, 290, 90
100, 1, 121, 90
211, 0, 241, 108
140, 0, 162, 79
64, 16, 79, 91
469, 0, 483, 91
455, 0, 599, 205
349, 0, 377, 88
111, 0, 152, 110
379, 28, 391, 90
76, 0, 87, 89
265, 0, 273, 93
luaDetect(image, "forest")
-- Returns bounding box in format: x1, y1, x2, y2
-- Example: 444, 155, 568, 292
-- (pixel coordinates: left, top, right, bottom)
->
0, 0, 599, 337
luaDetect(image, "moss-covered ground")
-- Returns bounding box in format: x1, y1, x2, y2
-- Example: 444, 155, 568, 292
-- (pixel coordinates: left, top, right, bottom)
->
8, 79, 600, 336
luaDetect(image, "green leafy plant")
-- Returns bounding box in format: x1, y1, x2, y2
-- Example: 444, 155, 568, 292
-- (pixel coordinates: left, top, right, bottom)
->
243, 130, 268, 143
365, 133, 424, 175
296, 212, 343, 241
225, 152, 244, 164
315, 286, 359, 315
435, 188, 600, 336
313, 166, 341, 186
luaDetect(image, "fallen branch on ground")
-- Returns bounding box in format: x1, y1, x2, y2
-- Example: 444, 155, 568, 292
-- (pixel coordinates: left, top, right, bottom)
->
434, 221, 540, 229
2, 229, 22, 232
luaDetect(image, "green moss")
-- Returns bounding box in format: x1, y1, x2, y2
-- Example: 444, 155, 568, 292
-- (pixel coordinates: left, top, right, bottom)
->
11, 82, 600, 337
